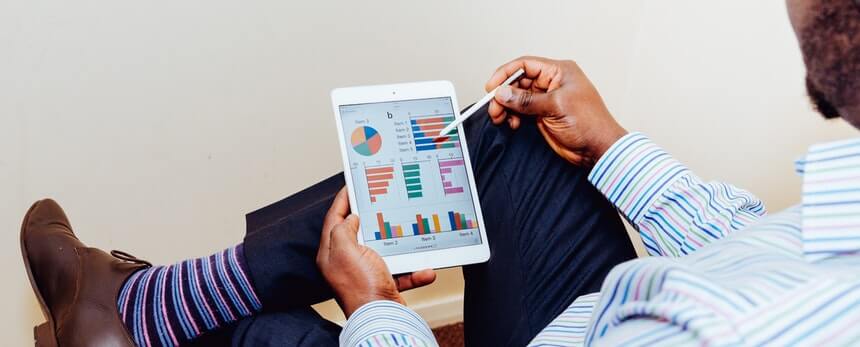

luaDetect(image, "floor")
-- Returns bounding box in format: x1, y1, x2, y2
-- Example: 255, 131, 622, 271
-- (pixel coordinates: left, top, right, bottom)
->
432, 322, 464, 347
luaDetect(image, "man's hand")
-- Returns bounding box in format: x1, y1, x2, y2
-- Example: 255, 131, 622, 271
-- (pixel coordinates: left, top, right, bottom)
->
486, 56, 628, 166
316, 188, 437, 318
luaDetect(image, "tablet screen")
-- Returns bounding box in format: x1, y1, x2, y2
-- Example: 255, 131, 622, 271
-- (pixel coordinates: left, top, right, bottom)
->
339, 97, 483, 257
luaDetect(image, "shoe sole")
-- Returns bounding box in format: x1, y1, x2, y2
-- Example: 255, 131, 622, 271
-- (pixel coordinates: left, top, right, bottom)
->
20, 200, 60, 347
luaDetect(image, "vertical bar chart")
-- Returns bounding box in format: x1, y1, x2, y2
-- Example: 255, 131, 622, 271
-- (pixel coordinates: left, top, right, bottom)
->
374, 212, 405, 240
365, 164, 395, 203
401, 162, 423, 199
410, 115, 461, 152
438, 158, 466, 195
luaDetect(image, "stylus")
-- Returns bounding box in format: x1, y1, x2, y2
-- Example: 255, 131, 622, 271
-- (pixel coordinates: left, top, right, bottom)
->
440, 68, 526, 136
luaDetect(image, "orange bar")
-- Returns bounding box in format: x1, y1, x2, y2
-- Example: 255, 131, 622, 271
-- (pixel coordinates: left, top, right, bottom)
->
416, 123, 446, 131
376, 213, 386, 240
415, 117, 446, 125
369, 188, 387, 195
395, 226, 404, 237
454, 213, 462, 230
368, 181, 388, 188
416, 130, 440, 138
366, 166, 394, 175
366, 173, 394, 181
432, 214, 441, 233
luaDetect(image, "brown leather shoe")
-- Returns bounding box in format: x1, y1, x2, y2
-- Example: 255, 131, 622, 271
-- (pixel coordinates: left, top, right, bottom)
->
20, 199, 152, 347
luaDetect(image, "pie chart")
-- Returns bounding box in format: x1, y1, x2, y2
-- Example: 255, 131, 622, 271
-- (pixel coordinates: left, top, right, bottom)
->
351, 126, 382, 156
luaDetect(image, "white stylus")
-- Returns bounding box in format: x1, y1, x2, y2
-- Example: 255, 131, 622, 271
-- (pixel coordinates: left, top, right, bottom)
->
440, 68, 526, 136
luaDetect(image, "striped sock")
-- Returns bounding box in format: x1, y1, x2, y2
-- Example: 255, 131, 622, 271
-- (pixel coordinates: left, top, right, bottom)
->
116, 245, 262, 347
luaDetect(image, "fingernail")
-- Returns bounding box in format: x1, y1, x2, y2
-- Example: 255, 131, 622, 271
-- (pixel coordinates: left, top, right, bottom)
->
497, 85, 513, 102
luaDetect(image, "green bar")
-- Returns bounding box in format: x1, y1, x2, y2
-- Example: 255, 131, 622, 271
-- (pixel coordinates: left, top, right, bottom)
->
444, 136, 459, 142
441, 116, 455, 122
408, 192, 423, 198
406, 184, 422, 192
460, 214, 467, 229
438, 142, 457, 149
405, 178, 421, 185
403, 170, 421, 178
384, 222, 393, 238
422, 218, 431, 234
402, 164, 420, 171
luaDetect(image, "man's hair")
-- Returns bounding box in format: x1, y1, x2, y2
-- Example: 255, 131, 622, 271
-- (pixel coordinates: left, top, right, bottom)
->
800, 0, 860, 119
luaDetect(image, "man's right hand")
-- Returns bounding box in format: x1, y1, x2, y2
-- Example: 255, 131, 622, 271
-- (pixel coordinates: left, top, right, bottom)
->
485, 56, 628, 166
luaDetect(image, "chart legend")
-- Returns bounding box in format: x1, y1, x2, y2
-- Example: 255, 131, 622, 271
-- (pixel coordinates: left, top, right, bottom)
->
410, 115, 461, 152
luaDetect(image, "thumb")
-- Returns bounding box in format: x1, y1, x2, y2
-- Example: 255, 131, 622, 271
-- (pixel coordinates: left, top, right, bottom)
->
494, 85, 556, 116
331, 214, 361, 248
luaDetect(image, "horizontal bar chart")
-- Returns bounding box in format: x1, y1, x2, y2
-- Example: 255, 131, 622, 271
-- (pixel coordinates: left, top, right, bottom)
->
410, 115, 461, 152
366, 165, 394, 203
402, 162, 424, 199
438, 158, 466, 195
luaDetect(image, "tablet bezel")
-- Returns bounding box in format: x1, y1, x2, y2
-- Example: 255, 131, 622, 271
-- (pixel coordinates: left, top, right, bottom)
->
331, 80, 490, 275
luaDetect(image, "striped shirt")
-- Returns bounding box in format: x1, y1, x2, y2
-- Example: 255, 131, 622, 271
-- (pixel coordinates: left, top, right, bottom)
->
340, 133, 860, 346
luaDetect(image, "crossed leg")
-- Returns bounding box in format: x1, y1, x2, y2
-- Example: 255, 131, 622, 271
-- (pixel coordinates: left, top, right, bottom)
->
197, 105, 636, 346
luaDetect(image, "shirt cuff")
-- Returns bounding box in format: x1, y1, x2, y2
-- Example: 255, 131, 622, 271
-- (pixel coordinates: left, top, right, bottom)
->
340, 300, 436, 347
587, 132, 689, 224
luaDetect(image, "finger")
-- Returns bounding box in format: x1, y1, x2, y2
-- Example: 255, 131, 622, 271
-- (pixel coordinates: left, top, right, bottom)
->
518, 77, 534, 90
487, 101, 506, 124
331, 214, 361, 249
320, 188, 349, 255
395, 269, 437, 291
494, 85, 556, 116
485, 56, 553, 92
508, 115, 521, 129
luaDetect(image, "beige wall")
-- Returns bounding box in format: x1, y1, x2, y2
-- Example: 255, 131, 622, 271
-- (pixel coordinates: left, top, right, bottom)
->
2, 0, 856, 344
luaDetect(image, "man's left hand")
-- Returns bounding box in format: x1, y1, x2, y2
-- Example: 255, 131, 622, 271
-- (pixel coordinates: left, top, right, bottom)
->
316, 188, 437, 318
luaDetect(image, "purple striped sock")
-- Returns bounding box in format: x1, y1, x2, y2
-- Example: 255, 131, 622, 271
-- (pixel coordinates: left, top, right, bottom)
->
117, 244, 262, 347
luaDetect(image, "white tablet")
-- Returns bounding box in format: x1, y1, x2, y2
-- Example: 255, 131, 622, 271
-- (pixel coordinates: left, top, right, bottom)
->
331, 80, 490, 274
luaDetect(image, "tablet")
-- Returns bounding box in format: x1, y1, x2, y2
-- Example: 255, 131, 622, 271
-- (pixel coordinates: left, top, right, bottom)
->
331, 80, 490, 274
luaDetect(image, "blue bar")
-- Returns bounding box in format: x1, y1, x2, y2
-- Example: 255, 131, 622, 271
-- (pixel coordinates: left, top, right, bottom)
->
414, 137, 438, 145
374, 232, 381, 240
410, 120, 418, 125
448, 212, 457, 231
413, 131, 430, 138
412, 224, 420, 236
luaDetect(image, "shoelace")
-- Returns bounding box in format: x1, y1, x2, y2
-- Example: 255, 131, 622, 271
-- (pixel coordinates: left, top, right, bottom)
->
110, 250, 153, 267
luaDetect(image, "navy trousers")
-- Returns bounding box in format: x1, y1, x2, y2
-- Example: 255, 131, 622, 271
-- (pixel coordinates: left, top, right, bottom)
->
191, 105, 636, 346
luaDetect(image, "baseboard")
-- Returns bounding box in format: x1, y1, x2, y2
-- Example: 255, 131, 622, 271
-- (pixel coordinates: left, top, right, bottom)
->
409, 294, 464, 328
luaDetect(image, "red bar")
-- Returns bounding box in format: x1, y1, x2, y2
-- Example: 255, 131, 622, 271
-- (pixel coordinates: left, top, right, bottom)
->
366, 167, 394, 175
416, 214, 425, 234
454, 213, 462, 230
377, 213, 386, 240
369, 188, 388, 195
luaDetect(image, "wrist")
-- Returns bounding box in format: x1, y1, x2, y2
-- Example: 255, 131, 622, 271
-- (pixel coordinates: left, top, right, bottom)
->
590, 123, 628, 163
342, 293, 404, 318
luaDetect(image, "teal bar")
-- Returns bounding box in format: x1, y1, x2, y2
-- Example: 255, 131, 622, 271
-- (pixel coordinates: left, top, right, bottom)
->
384, 222, 393, 238
422, 218, 431, 234
406, 184, 422, 192
402, 164, 420, 171
460, 214, 467, 229
404, 170, 421, 178
408, 192, 423, 198
405, 178, 421, 185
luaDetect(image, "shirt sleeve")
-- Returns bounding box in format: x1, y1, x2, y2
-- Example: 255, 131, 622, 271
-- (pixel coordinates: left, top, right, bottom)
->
339, 300, 439, 347
588, 132, 767, 257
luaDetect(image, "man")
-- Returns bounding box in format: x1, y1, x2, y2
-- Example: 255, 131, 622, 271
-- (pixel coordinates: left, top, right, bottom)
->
20, 0, 859, 346
21, 57, 635, 347
324, 0, 860, 345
